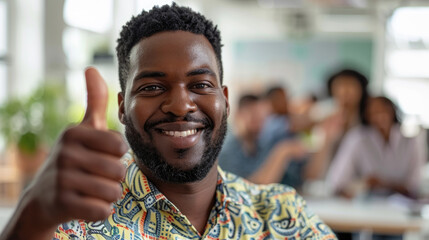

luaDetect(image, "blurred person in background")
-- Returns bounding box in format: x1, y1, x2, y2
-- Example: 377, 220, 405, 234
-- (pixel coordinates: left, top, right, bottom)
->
304, 69, 369, 181
262, 86, 314, 142
218, 94, 269, 178
262, 86, 314, 188
326, 96, 425, 199
218, 93, 307, 185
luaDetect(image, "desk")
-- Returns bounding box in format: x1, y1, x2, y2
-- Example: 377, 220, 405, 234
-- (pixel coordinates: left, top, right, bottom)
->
307, 198, 424, 235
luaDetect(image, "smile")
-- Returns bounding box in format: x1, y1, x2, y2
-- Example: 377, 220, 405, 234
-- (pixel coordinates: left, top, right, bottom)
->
162, 129, 198, 137
153, 121, 206, 149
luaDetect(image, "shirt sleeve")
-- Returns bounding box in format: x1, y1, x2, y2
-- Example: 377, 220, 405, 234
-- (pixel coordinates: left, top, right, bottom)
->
405, 134, 426, 195
53, 220, 87, 240
326, 129, 360, 194
295, 193, 337, 239
218, 132, 266, 178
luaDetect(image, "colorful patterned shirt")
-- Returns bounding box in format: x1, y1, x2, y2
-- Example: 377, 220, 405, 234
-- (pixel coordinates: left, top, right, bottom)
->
54, 152, 336, 239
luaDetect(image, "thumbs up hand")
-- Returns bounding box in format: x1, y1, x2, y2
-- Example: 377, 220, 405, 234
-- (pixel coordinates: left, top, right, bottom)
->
0, 68, 128, 240
82, 68, 109, 130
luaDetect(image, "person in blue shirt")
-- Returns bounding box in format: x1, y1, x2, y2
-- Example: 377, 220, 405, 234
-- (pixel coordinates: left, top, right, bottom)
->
219, 91, 308, 186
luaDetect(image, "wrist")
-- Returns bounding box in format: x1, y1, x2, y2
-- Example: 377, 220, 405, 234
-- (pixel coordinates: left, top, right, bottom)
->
1, 190, 57, 240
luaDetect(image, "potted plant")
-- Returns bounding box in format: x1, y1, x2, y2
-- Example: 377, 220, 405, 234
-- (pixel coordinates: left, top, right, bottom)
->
0, 83, 69, 187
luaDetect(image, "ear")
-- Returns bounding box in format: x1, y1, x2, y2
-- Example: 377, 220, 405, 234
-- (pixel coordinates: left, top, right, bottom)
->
118, 92, 126, 124
222, 86, 230, 117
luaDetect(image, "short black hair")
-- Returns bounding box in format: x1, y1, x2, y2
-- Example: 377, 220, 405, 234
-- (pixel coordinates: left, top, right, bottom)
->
327, 69, 369, 124
265, 86, 286, 98
116, 3, 223, 92
238, 94, 260, 109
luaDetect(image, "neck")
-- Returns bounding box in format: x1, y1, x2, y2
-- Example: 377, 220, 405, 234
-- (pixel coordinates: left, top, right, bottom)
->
379, 127, 391, 142
341, 106, 359, 129
140, 163, 219, 235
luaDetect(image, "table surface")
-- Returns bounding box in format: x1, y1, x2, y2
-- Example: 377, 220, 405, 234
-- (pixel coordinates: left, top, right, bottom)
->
306, 197, 425, 235
0, 197, 426, 235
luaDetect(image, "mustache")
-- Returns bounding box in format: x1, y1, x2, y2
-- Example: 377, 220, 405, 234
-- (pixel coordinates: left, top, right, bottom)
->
144, 113, 213, 132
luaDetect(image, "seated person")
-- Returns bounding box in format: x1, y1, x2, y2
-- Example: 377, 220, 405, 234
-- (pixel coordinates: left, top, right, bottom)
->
305, 69, 370, 181
326, 96, 425, 198
219, 94, 307, 185
262, 87, 312, 188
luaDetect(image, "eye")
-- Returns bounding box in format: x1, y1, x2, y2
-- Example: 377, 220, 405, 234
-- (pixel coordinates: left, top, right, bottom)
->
139, 85, 164, 92
135, 84, 165, 96
193, 83, 210, 89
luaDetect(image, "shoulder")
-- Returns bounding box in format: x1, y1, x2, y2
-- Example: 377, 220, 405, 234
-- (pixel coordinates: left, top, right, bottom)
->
345, 125, 367, 138
221, 171, 336, 239
55, 220, 88, 239
262, 115, 290, 133
219, 130, 240, 151
340, 125, 369, 147
222, 170, 307, 214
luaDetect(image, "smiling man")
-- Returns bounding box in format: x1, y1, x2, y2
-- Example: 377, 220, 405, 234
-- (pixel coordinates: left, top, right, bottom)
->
0, 4, 336, 240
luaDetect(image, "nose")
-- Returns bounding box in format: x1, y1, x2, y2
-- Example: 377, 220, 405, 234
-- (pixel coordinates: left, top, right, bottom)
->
161, 86, 197, 116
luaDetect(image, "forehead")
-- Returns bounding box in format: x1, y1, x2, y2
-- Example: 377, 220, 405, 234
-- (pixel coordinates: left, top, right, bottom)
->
369, 99, 390, 110
128, 31, 219, 82
333, 76, 360, 87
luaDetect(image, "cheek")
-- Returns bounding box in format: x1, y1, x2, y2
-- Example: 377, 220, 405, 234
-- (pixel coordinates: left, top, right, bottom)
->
196, 94, 226, 126
333, 88, 346, 101
349, 89, 362, 102
127, 98, 154, 129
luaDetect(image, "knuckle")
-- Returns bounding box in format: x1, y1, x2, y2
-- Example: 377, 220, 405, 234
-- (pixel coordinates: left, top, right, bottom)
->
115, 184, 123, 199
55, 190, 70, 208
90, 205, 111, 220
56, 171, 68, 189
109, 131, 128, 154
117, 165, 126, 180
56, 148, 74, 169
109, 184, 122, 201
104, 183, 120, 202
111, 162, 126, 180
61, 127, 78, 143
97, 181, 121, 203
105, 192, 117, 203
112, 136, 127, 152
94, 159, 117, 179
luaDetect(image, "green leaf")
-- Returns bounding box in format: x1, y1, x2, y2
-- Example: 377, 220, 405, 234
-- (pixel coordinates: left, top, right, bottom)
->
17, 131, 39, 154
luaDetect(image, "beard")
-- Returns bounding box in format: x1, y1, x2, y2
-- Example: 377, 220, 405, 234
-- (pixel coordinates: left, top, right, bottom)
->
124, 112, 227, 183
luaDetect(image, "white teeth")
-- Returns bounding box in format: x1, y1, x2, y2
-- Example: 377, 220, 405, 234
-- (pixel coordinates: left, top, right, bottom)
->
163, 129, 197, 137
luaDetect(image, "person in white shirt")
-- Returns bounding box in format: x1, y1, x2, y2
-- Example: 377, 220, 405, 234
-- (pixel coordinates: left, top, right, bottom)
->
327, 96, 425, 198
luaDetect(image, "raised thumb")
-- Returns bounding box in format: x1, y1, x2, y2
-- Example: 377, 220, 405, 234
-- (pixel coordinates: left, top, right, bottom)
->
81, 67, 108, 130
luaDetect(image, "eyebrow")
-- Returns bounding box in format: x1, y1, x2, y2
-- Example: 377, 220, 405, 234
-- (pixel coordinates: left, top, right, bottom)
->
186, 68, 216, 77
133, 68, 216, 83
133, 71, 166, 82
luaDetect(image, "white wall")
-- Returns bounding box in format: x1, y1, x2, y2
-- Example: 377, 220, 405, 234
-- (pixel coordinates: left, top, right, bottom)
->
8, 0, 44, 98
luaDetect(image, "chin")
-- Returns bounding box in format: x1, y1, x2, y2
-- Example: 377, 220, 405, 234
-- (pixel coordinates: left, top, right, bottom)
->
124, 112, 228, 183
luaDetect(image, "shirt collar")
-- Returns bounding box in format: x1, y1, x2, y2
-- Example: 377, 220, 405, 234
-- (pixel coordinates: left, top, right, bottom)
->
120, 151, 244, 214
215, 168, 244, 210
367, 124, 402, 148
121, 152, 174, 213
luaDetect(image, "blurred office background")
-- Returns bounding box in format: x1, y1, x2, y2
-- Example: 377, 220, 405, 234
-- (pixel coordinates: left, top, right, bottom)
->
1, 0, 429, 239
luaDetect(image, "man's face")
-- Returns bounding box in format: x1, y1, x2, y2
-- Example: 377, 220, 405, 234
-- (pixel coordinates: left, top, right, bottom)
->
118, 31, 229, 183
270, 90, 288, 115
236, 101, 268, 139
